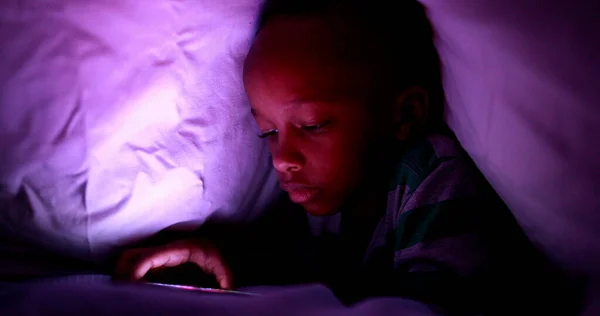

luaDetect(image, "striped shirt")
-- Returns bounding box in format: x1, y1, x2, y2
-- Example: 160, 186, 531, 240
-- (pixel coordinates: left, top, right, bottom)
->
305, 134, 493, 268
370, 133, 493, 275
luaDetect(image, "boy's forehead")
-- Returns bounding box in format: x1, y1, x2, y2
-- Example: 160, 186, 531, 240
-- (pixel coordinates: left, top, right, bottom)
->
249, 17, 343, 71
250, 15, 367, 65
244, 16, 378, 103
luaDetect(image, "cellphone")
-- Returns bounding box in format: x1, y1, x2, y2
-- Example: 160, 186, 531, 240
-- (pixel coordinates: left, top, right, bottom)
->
145, 282, 259, 296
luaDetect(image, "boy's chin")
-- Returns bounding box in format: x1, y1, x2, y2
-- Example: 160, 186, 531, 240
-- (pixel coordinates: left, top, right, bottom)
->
301, 200, 342, 217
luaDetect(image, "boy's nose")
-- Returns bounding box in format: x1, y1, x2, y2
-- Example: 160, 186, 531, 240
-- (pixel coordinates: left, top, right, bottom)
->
272, 140, 304, 173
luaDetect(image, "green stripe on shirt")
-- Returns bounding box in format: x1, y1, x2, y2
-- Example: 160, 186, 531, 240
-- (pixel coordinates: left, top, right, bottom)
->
395, 198, 483, 251
388, 140, 441, 192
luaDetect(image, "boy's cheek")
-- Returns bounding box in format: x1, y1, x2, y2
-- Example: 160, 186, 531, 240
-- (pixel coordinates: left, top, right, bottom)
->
315, 145, 367, 190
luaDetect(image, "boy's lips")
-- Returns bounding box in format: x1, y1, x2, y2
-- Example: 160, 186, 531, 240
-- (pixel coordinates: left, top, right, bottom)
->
280, 182, 321, 204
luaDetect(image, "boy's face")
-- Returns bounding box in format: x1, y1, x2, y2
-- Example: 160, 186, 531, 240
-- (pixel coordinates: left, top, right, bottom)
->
243, 16, 393, 216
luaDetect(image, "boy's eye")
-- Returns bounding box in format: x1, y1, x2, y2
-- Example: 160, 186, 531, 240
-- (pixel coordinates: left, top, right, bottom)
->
257, 121, 330, 138
258, 129, 278, 139
302, 121, 331, 133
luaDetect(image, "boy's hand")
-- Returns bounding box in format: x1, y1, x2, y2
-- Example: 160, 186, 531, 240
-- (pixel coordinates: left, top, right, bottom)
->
114, 238, 233, 289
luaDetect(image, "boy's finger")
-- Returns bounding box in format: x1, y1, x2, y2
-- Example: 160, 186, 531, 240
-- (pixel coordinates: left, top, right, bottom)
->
214, 265, 234, 289
208, 254, 234, 289
132, 254, 167, 280
190, 250, 234, 289
131, 248, 192, 280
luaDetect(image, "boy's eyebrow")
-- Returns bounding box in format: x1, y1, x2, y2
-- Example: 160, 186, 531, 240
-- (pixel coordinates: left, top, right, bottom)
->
250, 98, 333, 117
249, 100, 311, 117
287, 97, 335, 108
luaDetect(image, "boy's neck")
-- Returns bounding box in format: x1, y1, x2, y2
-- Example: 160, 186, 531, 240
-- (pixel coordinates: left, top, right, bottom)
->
342, 185, 387, 228
339, 179, 389, 260
338, 139, 404, 255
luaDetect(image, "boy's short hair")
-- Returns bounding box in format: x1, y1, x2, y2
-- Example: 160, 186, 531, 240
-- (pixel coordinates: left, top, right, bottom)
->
256, 0, 445, 134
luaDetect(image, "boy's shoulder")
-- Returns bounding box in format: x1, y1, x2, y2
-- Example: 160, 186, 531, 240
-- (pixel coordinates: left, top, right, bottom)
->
388, 133, 476, 194
386, 134, 498, 251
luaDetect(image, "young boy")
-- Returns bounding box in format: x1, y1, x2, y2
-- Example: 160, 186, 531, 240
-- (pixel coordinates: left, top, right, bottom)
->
114, 0, 544, 312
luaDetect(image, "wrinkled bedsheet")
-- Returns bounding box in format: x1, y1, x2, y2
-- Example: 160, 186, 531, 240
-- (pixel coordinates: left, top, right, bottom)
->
0, 0, 279, 263
0, 0, 599, 288
421, 0, 600, 275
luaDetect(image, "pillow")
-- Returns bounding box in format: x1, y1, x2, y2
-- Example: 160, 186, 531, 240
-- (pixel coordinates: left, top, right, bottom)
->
420, 0, 600, 275
0, 0, 278, 262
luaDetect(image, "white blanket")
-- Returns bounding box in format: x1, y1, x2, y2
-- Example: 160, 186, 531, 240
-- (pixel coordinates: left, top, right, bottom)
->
0, 0, 279, 261
0, 0, 599, 281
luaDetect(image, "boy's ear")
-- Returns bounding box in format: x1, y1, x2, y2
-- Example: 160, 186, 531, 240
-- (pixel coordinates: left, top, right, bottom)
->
392, 86, 429, 141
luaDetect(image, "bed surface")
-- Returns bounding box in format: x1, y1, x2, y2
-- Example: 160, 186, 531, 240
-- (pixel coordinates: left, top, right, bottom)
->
0, 275, 440, 316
